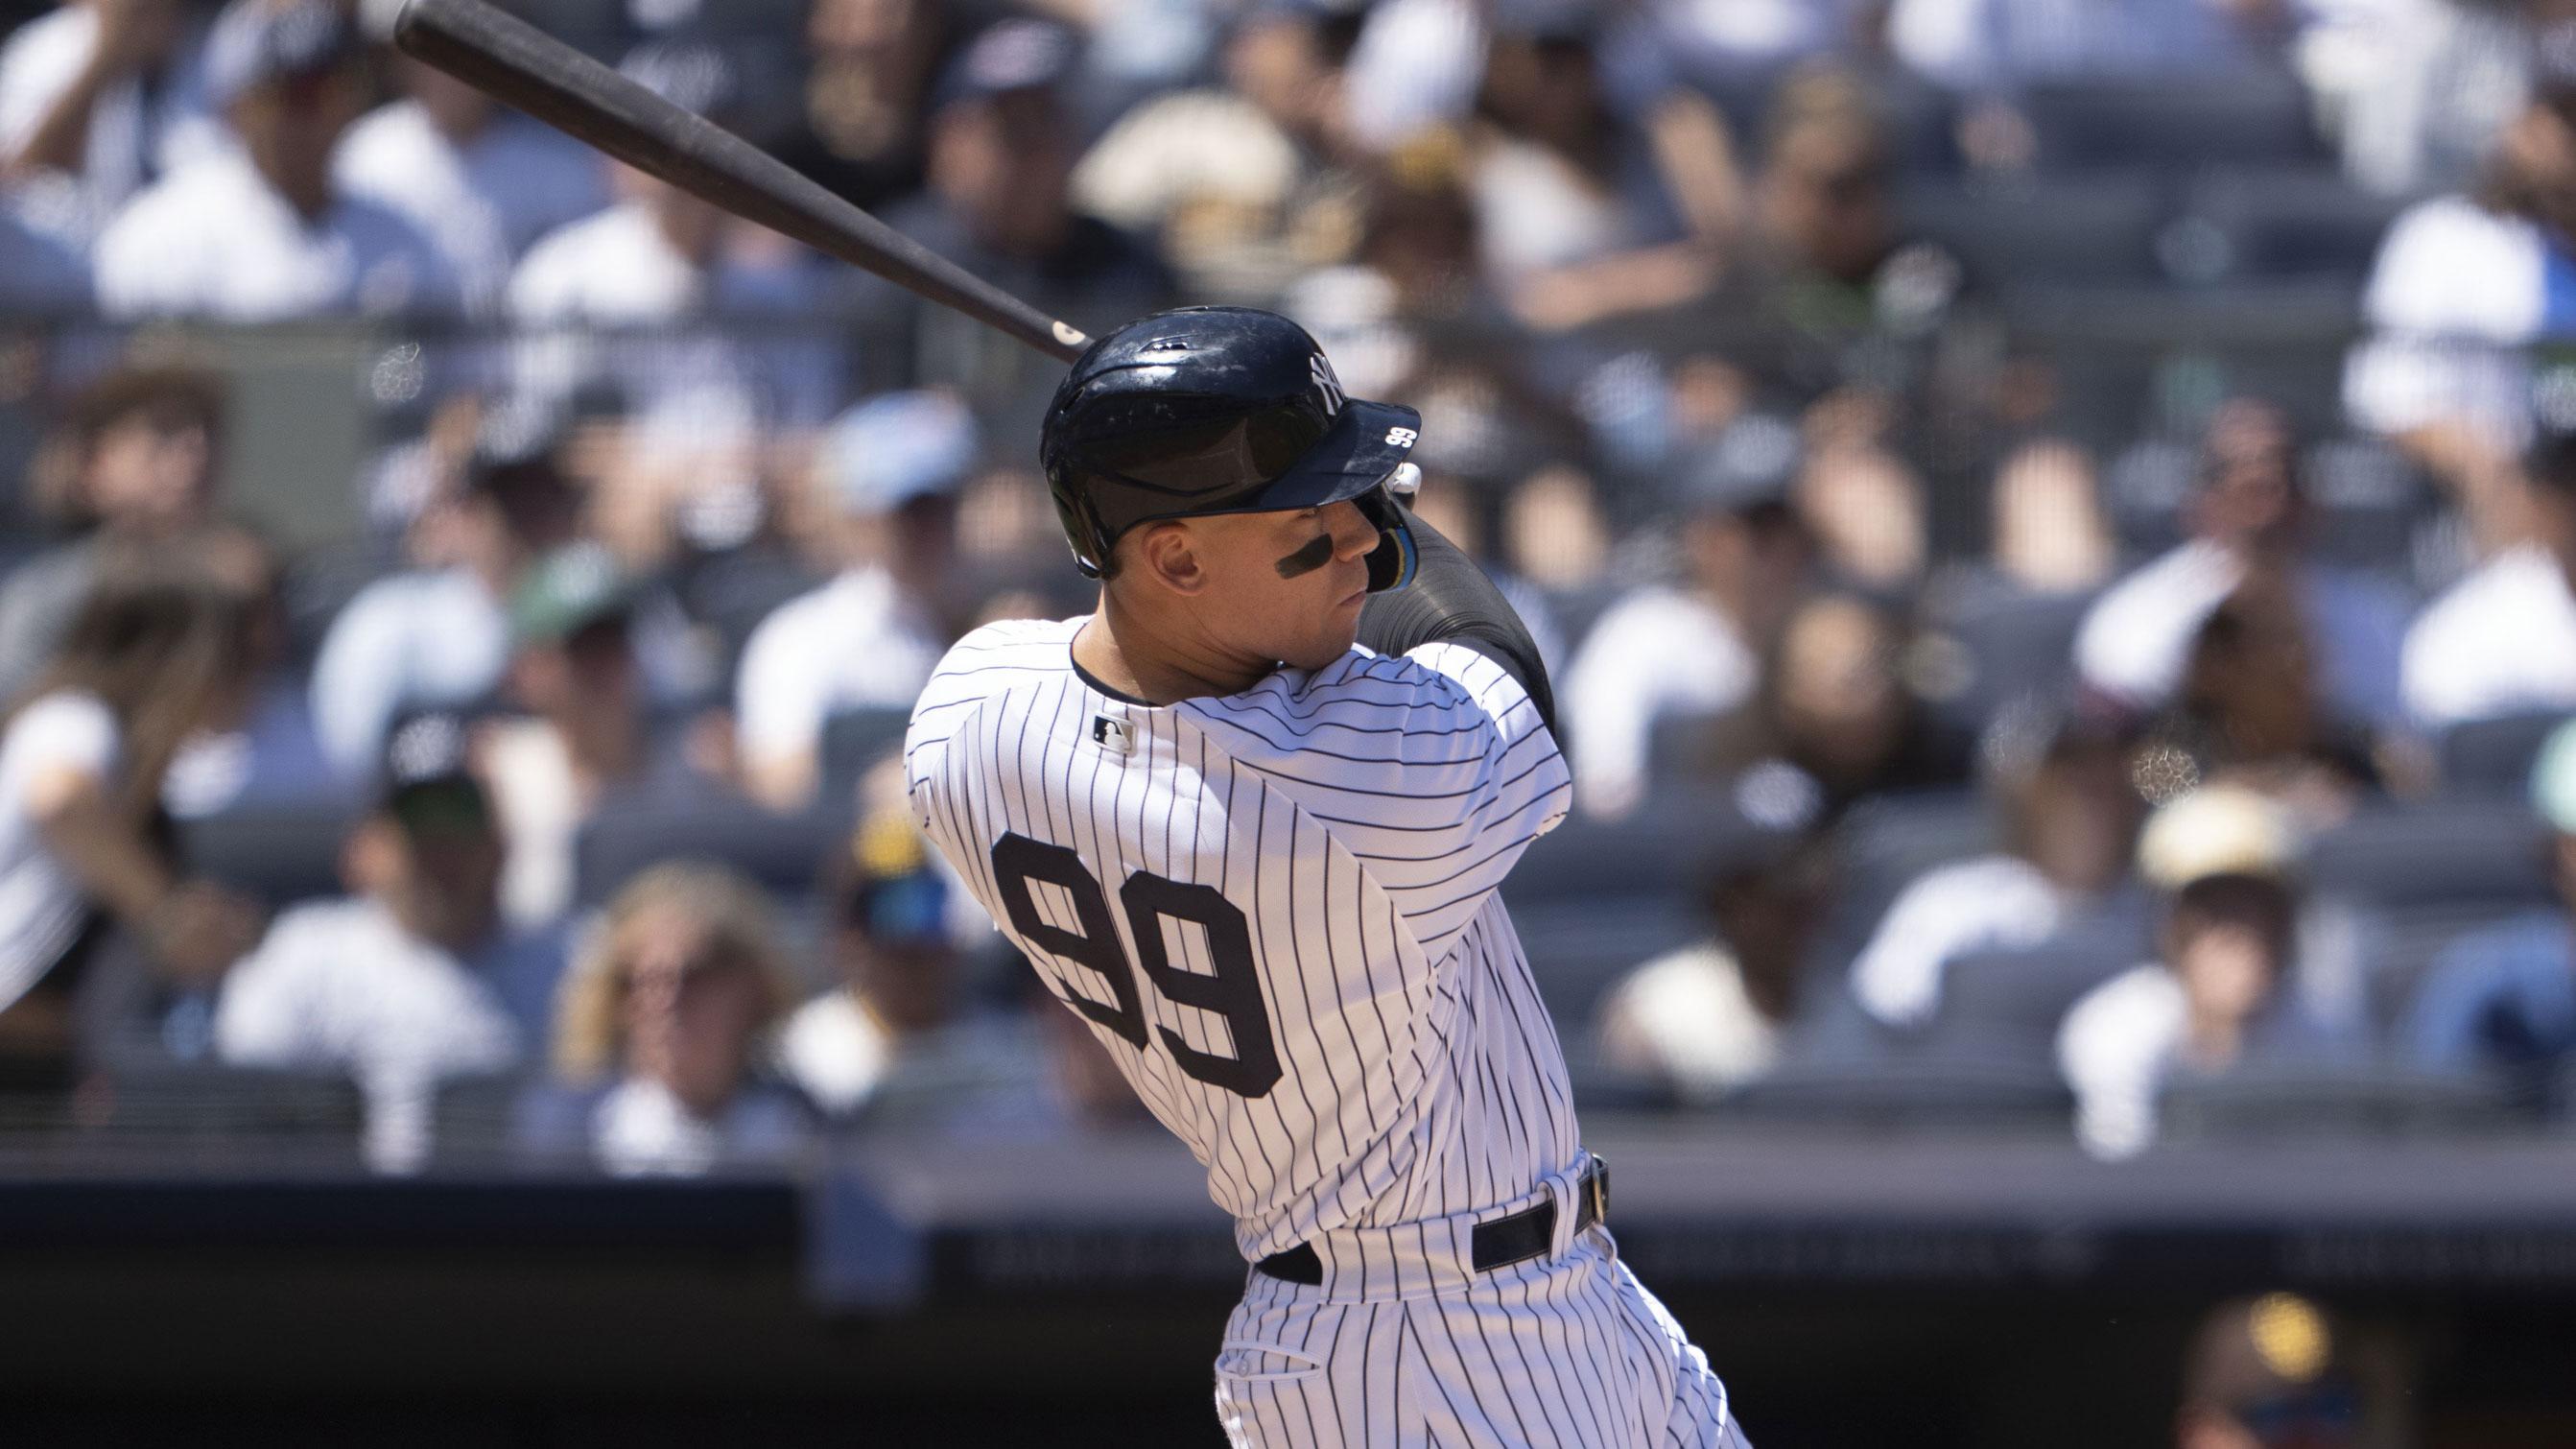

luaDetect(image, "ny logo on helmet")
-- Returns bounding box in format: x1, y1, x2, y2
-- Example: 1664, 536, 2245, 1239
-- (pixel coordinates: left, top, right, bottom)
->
1309, 354, 1344, 416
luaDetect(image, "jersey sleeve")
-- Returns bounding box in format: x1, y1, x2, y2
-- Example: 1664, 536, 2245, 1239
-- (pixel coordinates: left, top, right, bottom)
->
1208, 642, 1571, 960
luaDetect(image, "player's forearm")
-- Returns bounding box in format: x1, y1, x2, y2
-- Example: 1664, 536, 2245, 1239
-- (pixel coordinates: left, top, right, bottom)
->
1357, 511, 1559, 736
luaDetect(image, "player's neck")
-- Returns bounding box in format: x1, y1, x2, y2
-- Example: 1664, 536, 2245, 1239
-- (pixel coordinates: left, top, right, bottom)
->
1077, 589, 1273, 704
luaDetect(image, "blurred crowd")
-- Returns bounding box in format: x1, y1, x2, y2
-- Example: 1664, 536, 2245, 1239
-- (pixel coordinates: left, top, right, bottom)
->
0, 0, 2573, 1192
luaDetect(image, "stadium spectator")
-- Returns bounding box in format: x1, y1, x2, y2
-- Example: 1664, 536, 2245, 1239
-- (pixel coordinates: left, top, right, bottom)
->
530, 862, 807, 1177
2400, 717, 2576, 1105
1337, 0, 1480, 156
0, 364, 222, 704
0, 532, 270, 1076
1466, 5, 1737, 333
309, 418, 585, 780
0, 0, 216, 228
480, 543, 724, 932
2075, 398, 2408, 730
1565, 414, 1810, 819
2402, 422, 2576, 728
776, 797, 970, 1118
1595, 807, 1833, 1103
333, 52, 610, 316
1734, 589, 1960, 812
92, 0, 459, 321
1799, 437, 1931, 593
774, 0, 953, 213
2160, 563, 2389, 828
506, 37, 846, 429
735, 390, 970, 811
2058, 786, 2365, 1159
212, 714, 562, 1173
2346, 26, 2576, 547
2176, 1293, 2372, 1449
1985, 437, 2117, 596
1852, 696, 2145, 1029
1072, 0, 1367, 300
881, 19, 1170, 324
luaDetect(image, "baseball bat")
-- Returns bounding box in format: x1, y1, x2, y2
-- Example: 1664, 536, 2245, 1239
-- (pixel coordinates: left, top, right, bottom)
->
389, 0, 1092, 363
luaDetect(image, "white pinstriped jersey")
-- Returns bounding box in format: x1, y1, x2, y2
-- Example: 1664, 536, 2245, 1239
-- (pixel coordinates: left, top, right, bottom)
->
905, 616, 1579, 1262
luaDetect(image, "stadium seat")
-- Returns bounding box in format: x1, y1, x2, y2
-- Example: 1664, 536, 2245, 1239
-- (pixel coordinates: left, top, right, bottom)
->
1828, 789, 1997, 949
1898, 174, 2165, 287
2022, 75, 2324, 172
2307, 801, 2551, 912
177, 800, 361, 908
96, 1063, 366, 1160
572, 783, 845, 909
2158, 1061, 2517, 1140
1917, 577, 2094, 736
1715, 1051, 2072, 1132
2439, 712, 2569, 796
2300, 435, 2432, 572
818, 705, 917, 790
1928, 930, 2147, 1051
429, 1073, 533, 1170
2162, 168, 2408, 287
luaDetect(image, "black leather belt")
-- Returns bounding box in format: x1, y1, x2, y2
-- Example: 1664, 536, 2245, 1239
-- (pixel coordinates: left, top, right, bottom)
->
1256, 1155, 1610, 1286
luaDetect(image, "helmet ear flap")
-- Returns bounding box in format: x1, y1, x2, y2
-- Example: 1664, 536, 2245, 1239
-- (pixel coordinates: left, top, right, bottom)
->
1358, 489, 1417, 593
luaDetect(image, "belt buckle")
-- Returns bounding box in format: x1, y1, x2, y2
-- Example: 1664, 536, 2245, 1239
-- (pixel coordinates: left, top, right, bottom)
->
1584, 1154, 1610, 1227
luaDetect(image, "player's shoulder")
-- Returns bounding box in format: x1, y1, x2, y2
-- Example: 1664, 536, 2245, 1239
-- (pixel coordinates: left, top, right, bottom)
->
910, 617, 1081, 719
1181, 643, 1533, 790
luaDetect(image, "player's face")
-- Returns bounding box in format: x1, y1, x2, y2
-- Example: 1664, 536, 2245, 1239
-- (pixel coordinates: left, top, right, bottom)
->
1186, 500, 1383, 670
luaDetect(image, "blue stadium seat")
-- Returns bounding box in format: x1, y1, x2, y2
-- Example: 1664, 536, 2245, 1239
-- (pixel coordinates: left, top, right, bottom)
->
2307, 800, 2551, 912
1715, 1051, 2072, 1131
96, 1062, 366, 1159
1928, 931, 2146, 1051
1827, 789, 1997, 950
2162, 168, 2408, 287
2023, 75, 2323, 171
1917, 575, 2094, 736
177, 801, 361, 908
2158, 1061, 2517, 1140
2301, 435, 2432, 574
1898, 174, 2165, 287
819, 705, 918, 790
572, 783, 845, 909
2438, 712, 2568, 796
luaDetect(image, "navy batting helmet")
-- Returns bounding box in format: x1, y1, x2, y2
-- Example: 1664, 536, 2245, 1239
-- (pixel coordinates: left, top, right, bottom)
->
1040, 306, 1420, 592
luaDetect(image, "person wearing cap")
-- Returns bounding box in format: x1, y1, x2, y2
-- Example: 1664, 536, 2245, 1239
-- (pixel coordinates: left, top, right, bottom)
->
2176, 1292, 2373, 1449
2056, 785, 2367, 1159
2400, 424, 2576, 730
309, 413, 588, 780
213, 714, 568, 1173
775, 795, 968, 1117
1851, 695, 2148, 1029
0, 0, 222, 228
92, 0, 458, 321
734, 388, 973, 810
1594, 796, 1833, 1103
2073, 397, 2408, 732
876, 18, 1170, 322
1563, 413, 1812, 819
334, 50, 611, 316
2400, 717, 2576, 1099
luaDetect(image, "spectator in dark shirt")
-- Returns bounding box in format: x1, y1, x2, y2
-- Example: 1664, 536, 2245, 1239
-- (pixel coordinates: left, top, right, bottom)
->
2402, 717, 2576, 1103
777, 0, 954, 212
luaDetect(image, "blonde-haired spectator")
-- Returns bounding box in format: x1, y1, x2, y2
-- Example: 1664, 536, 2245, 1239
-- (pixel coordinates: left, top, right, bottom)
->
532, 863, 807, 1176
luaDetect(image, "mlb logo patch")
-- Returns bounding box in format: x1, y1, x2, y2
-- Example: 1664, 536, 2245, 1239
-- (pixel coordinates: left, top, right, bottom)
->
1092, 715, 1133, 754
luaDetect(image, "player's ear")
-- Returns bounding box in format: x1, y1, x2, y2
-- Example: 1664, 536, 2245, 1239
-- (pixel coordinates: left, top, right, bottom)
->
1137, 521, 1207, 596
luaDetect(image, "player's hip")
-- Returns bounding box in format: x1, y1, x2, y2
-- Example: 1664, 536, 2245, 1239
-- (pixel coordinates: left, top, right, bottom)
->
1243, 1152, 1610, 1305
1214, 1242, 1744, 1449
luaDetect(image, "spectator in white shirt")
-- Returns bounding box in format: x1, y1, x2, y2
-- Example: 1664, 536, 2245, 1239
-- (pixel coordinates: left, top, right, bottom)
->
2403, 422, 2576, 728
0, 531, 270, 1071
2074, 398, 2410, 730
1594, 802, 1832, 1103
528, 863, 807, 1177
2345, 30, 2576, 550
91, 0, 459, 321
2056, 786, 2364, 1159
333, 54, 610, 317
0, 0, 219, 232
735, 389, 971, 810
1851, 698, 2146, 1029
776, 798, 972, 1118
1565, 414, 1811, 819
214, 714, 565, 1173
506, 38, 844, 428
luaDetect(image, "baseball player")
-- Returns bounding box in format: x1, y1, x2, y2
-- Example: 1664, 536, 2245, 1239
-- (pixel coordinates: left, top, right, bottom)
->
906, 306, 1747, 1447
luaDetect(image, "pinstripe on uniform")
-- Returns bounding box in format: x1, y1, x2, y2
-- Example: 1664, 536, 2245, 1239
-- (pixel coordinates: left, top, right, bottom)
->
907, 617, 1744, 1447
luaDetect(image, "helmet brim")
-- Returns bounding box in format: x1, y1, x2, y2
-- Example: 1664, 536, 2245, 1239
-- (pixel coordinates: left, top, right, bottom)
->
1224, 397, 1423, 515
